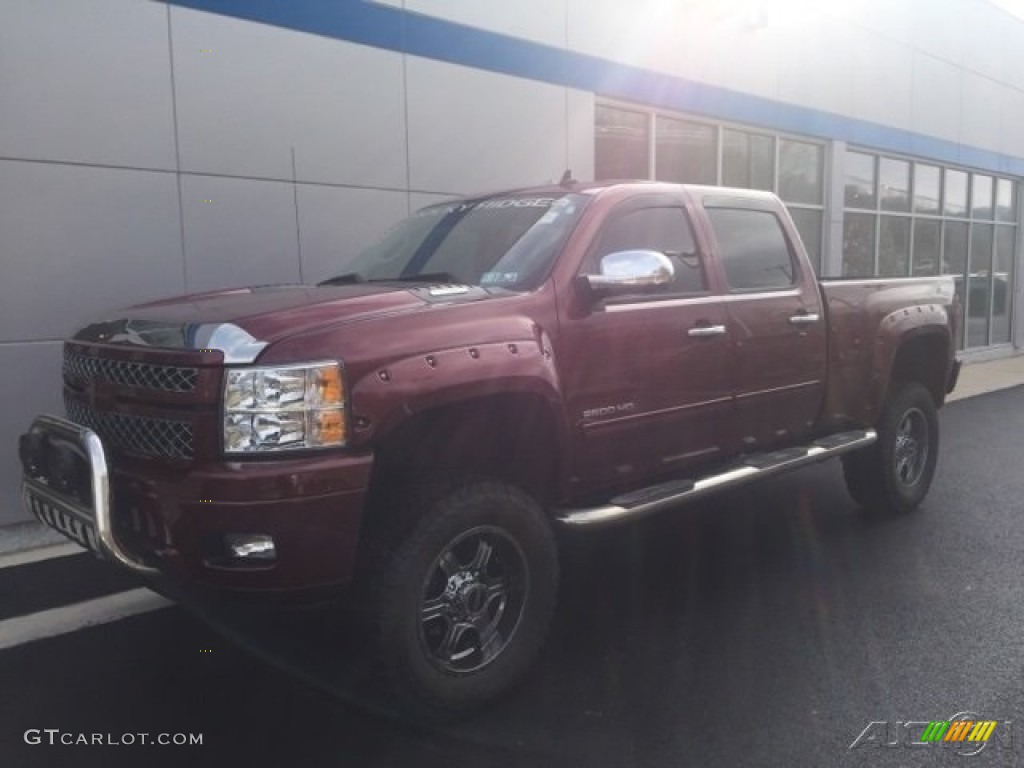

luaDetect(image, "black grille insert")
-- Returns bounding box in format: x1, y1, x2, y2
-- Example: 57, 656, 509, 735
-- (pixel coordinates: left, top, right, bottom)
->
64, 396, 195, 460
63, 350, 198, 393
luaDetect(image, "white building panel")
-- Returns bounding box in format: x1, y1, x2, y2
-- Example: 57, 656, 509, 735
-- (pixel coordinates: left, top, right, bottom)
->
960, 71, 1004, 154
0, 342, 63, 526
910, 0, 967, 67
852, 37, 914, 132
180, 175, 299, 293
1000, 87, 1024, 158
775, 25, 855, 120
911, 52, 963, 145
296, 185, 409, 283
406, 57, 570, 193
0, 161, 184, 343
0, 0, 176, 170
171, 6, 408, 189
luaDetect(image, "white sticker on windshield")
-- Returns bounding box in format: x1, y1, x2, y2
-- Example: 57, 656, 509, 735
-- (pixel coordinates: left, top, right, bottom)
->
481, 271, 520, 285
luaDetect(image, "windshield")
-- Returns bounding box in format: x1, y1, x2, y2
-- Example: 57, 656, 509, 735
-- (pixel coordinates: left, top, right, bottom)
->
339, 193, 590, 290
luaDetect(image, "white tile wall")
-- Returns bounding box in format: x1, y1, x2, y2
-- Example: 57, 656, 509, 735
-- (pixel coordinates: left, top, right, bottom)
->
180, 175, 300, 293
296, 185, 409, 282
0, 342, 64, 525
1000, 87, 1024, 158
852, 38, 914, 132
911, 52, 963, 145
960, 72, 1004, 154
171, 6, 408, 188
406, 57, 570, 193
0, 0, 176, 170
0, 160, 184, 342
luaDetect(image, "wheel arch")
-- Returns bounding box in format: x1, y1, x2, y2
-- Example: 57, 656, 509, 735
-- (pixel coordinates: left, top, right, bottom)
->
872, 325, 952, 415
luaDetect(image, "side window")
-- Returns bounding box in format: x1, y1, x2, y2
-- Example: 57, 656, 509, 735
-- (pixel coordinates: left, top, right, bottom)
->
585, 207, 706, 294
706, 208, 798, 291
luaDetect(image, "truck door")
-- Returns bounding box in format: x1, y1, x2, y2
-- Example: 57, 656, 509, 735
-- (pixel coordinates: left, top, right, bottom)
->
703, 203, 827, 448
560, 198, 734, 495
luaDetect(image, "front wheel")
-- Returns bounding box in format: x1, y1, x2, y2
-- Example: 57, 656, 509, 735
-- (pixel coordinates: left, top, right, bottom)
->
842, 382, 939, 515
374, 481, 558, 716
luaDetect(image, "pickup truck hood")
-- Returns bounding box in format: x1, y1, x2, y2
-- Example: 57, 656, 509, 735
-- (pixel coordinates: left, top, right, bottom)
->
71, 283, 485, 362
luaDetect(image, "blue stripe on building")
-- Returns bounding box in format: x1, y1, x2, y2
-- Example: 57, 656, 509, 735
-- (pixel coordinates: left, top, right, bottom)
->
164, 0, 1024, 177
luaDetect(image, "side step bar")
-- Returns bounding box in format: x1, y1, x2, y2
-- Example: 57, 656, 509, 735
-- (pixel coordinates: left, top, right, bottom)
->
555, 429, 877, 528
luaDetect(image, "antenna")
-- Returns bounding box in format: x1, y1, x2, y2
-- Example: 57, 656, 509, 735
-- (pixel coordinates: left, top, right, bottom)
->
559, 169, 576, 187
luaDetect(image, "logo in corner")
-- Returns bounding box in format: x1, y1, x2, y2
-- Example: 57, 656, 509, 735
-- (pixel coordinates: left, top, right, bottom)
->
849, 711, 1013, 757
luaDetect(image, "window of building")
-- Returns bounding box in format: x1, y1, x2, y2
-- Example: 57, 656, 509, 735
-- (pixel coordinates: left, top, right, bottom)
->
595, 104, 826, 273
722, 130, 774, 191
842, 149, 1018, 350
595, 105, 649, 181
706, 208, 797, 291
655, 116, 717, 185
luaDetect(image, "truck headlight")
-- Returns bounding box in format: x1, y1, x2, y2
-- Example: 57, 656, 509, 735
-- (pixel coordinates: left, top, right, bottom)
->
223, 361, 347, 453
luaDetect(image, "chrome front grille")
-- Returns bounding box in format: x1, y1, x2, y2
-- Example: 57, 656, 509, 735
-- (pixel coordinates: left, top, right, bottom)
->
63, 350, 198, 393
64, 396, 195, 460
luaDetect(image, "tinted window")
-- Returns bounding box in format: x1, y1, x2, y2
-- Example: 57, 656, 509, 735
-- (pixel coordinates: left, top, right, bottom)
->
586, 207, 705, 294
706, 208, 797, 291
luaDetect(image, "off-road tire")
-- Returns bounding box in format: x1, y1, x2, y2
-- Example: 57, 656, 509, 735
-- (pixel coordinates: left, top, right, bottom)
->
374, 481, 558, 717
842, 382, 939, 514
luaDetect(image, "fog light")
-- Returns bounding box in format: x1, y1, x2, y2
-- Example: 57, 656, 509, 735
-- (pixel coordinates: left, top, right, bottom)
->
224, 533, 277, 561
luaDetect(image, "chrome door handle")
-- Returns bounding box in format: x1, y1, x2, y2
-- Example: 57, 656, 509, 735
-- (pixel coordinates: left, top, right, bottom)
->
687, 324, 727, 338
789, 313, 820, 325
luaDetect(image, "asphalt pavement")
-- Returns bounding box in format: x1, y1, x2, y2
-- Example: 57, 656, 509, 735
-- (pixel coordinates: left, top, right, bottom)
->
2, 385, 1024, 767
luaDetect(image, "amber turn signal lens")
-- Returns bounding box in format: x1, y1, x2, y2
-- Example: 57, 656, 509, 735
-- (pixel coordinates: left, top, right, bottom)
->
313, 366, 344, 406
313, 409, 346, 445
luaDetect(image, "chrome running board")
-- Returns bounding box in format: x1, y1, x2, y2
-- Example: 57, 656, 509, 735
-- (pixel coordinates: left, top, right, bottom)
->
555, 429, 877, 528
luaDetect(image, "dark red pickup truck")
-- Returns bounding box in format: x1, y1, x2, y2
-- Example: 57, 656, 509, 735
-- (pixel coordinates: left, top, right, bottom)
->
19, 181, 960, 712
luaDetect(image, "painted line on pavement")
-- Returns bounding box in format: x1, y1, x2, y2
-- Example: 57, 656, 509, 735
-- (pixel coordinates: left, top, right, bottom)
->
0, 541, 82, 570
0, 588, 172, 651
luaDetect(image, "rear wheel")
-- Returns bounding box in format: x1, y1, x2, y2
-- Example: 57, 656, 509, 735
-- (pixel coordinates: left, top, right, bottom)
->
842, 382, 939, 514
373, 481, 558, 716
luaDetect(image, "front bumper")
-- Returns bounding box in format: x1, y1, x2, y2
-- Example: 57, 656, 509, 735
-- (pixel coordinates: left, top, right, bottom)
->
19, 414, 373, 595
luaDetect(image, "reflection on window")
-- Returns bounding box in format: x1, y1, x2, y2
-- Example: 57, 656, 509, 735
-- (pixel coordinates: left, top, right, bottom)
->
723, 130, 774, 191
944, 170, 968, 217
595, 105, 649, 180
842, 213, 875, 277
913, 164, 941, 214
845, 152, 876, 208
787, 207, 822, 274
972, 174, 993, 220
706, 208, 796, 290
993, 227, 1014, 343
879, 216, 910, 276
967, 224, 993, 347
879, 158, 910, 212
779, 140, 823, 205
912, 219, 940, 275
655, 117, 717, 185
943, 220, 968, 350
996, 178, 1016, 223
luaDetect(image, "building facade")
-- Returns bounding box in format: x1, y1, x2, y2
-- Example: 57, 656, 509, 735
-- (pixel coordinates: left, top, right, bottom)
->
1, 0, 1022, 523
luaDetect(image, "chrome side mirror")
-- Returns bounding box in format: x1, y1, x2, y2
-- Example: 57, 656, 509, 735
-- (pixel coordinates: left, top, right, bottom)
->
585, 250, 675, 292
